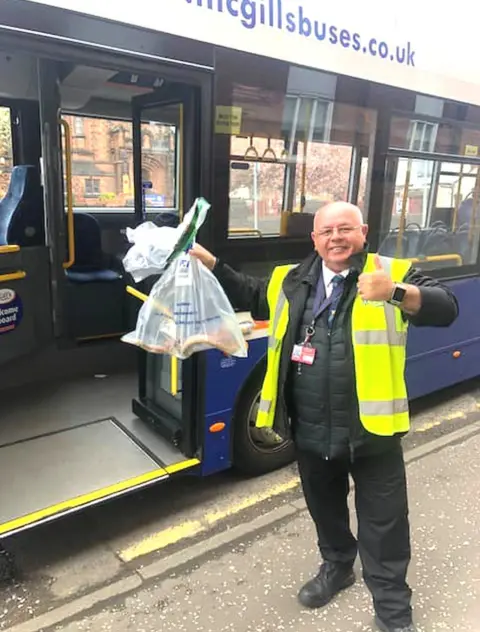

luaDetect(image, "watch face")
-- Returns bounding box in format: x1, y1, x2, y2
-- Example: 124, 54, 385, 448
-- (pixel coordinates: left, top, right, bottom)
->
392, 285, 406, 303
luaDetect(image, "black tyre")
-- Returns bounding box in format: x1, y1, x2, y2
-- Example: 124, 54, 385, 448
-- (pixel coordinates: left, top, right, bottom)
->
232, 359, 295, 476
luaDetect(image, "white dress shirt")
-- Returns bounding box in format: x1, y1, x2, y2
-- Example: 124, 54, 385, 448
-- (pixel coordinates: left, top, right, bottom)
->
322, 262, 350, 299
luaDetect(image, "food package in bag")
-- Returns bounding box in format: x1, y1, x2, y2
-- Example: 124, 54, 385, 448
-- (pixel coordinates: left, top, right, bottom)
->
122, 252, 248, 359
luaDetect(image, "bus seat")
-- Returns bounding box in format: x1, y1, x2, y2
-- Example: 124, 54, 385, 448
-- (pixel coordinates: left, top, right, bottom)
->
0, 165, 45, 247
153, 211, 179, 228
66, 212, 122, 283
455, 223, 471, 260
378, 230, 407, 257
422, 225, 453, 256
284, 212, 313, 236
457, 198, 473, 227
403, 224, 422, 258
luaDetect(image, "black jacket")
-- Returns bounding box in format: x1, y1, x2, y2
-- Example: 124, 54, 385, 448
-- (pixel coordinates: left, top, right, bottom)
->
214, 248, 459, 458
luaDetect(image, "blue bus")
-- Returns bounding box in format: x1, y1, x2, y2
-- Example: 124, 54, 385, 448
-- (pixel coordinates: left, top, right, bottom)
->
0, 0, 478, 538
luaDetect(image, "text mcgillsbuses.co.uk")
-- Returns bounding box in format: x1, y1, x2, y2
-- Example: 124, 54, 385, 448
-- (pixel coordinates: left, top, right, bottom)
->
186, 0, 416, 67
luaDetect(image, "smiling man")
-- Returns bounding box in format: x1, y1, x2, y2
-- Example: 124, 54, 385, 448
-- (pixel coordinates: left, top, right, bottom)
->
190, 201, 458, 632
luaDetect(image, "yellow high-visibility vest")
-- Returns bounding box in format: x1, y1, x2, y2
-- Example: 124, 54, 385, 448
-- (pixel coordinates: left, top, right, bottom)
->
256, 254, 412, 436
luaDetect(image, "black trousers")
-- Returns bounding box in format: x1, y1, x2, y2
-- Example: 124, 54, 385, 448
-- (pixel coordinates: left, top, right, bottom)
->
297, 443, 412, 627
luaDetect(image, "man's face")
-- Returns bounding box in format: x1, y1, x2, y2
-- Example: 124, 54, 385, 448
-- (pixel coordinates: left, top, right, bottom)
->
311, 205, 368, 271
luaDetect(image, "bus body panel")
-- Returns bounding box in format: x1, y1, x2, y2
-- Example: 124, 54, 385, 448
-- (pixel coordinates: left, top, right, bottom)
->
21, 0, 480, 108
201, 335, 268, 476
406, 277, 480, 399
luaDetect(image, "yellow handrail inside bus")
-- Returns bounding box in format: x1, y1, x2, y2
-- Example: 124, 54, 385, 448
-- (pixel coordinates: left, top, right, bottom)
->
228, 227, 262, 236
452, 163, 465, 232
126, 285, 148, 302
126, 285, 178, 396
0, 245, 20, 254
244, 136, 258, 159
170, 354, 178, 397
261, 138, 277, 161
468, 169, 480, 244
408, 254, 463, 266
178, 104, 184, 221
396, 159, 412, 257
0, 270, 26, 282
299, 100, 312, 213
60, 119, 75, 269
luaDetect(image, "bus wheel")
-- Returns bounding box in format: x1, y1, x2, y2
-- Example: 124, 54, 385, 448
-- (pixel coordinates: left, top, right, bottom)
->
232, 370, 295, 476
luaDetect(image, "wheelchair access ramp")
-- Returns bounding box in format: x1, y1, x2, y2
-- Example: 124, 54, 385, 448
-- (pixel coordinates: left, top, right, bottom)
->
0, 374, 199, 537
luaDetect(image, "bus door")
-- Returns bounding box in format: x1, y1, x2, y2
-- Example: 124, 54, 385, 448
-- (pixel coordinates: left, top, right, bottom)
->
130, 82, 207, 459
0, 67, 54, 368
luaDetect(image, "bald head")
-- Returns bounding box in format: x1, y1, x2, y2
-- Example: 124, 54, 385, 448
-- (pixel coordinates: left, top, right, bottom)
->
314, 201, 364, 231
311, 200, 368, 272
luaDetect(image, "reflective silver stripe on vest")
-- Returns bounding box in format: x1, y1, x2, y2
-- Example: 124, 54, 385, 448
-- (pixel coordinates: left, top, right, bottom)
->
273, 289, 288, 329
354, 328, 406, 346
268, 336, 281, 351
260, 286, 289, 419
268, 337, 279, 350
267, 289, 288, 351
359, 399, 409, 416
258, 399, 272, 414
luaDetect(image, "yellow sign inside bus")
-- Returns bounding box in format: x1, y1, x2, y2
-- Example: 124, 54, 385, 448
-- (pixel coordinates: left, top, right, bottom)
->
215, 106, 242, 135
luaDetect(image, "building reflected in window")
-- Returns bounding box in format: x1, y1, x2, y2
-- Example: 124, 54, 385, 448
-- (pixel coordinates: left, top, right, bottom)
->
62, 114, 176, 210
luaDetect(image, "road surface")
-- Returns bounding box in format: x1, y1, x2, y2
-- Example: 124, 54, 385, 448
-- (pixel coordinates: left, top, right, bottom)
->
1, 380, 480, 631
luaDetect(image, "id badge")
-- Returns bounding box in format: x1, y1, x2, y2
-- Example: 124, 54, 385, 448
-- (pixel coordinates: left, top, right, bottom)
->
291, 343, 316, 365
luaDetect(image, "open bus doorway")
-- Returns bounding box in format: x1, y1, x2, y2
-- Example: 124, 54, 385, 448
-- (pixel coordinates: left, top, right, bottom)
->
0, 52, 212, 538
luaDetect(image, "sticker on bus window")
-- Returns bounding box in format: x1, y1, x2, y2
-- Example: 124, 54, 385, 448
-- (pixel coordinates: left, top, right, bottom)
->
0, 288, 23, 335
464, 145, 479, 157
215, 106, 242, 135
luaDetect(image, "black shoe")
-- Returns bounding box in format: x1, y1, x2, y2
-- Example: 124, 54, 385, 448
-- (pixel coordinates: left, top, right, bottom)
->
375, 615, 417, 632
297, 561, 355, 608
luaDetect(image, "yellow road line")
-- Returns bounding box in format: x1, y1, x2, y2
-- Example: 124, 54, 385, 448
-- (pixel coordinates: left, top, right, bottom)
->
414, 410, 467, 433
121, 520, 204, 562
204, 478, 299, 524
119, 477, 300, 562
120, 404, 480, 562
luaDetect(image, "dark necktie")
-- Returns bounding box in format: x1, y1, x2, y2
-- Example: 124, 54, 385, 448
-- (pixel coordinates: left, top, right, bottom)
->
327, 274, 345, 328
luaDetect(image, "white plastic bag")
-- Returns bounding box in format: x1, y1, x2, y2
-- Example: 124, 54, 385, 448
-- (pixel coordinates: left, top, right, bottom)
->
122, 222, 179, 282
122, 252, 248, 359
122, 198, 210, 282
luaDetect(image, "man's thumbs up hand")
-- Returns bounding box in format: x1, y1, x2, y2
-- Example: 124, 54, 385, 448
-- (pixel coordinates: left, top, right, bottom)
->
358, 254, 395, 302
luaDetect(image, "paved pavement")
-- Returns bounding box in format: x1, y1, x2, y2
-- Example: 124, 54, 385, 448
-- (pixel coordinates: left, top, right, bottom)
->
5, 420, 480, 632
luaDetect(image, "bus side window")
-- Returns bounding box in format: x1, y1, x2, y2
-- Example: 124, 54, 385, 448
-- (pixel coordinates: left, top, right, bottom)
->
220, 65, 376, 240
60, 114, 177, 214
0, 106, 14, 200
379, 155, 480, 272
378, 114, 480, 273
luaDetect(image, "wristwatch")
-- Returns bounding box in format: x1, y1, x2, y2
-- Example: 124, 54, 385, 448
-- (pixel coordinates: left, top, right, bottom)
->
388, 283, 407, 307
